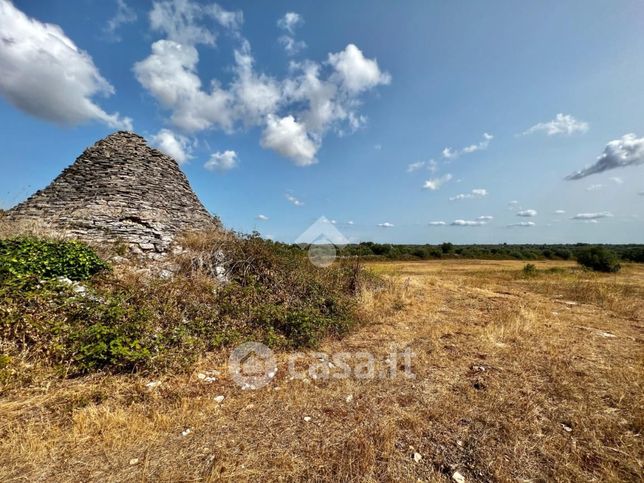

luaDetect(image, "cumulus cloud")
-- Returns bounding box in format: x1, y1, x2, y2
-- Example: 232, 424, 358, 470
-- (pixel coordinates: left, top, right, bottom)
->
256, 214, 269, 221
0, 0, 132, 129
442, 133, 493, 160
610, 176, 624, 184
261, 115, 319, 166
104, 0, 137, 41
428, 221, 446, 226
477, 215, 494, 221
449, 188, 488, 201
423, 173, 452, 191
149, 0, 241, 45
277, 12, 305, 55
204, 150, 238, 171
517, 209, 537, 217
555, 209, 566, 214
571, 212, 613, 220
522, 113, 589, 136
277, 12, 303, 33
328, 44, 391, 94
451, 219, 487, 226
135, 2, 390, 166
285, 193, 304, 206
566, 134, 644, 180
378, 222, 394, 228
507, 222, 535, 227
150, 128, 192, 163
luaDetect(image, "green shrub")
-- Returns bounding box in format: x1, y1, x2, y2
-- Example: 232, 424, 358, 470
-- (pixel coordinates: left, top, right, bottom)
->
522, 263, 538, 276
0, 237, 109, 284
576, 246, 621, 273
0, 233, 364, 380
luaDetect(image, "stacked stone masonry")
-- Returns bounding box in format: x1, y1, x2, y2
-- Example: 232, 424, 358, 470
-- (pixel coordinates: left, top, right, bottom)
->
8, 131, 217, 253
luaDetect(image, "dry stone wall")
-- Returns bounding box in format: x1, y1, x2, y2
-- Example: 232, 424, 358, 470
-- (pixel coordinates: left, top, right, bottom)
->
8, 131, 217, 253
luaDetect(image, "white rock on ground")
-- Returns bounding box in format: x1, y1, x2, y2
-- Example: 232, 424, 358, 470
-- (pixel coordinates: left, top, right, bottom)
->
452, 471, 465, 483
213, 395, 225, 403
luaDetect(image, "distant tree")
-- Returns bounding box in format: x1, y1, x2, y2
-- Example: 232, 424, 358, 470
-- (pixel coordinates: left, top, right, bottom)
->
441, 242, 454, 254
576, 246, 621, 273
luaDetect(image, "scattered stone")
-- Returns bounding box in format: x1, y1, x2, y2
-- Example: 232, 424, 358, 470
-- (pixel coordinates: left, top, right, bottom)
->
197, 373, 207, 380
145, 381, 161, 389
452, 471, 465, 483
303, 416, 312, 422
561, 424, 573, 433
129, 458, 139, 466
213, 395, 225, 403
599, 332, 616, 338
181, 428, 192, 437
345, 394, 353, 403
412, 452, 422, 463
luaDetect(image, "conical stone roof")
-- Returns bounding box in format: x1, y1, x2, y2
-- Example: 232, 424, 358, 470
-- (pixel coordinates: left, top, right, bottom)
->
9, 131, 217, 253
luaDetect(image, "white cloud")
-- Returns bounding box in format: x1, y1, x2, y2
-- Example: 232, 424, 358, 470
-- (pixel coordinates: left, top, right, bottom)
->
104, 0, 137, 41
407, 161, 425, 173
134, 40, 234, 132
135, 3, 390, 166
346, 220, 355, 225
328, 43, 391, 94
285, 193, 304, 206
277, 12, 303, 34
451, 219, 487, 226
508, 200, 520, 210
149, 0, 241, 45
566, 134, 644, 180
0, 0, 132, 129
442, 133, 493, 160
261, 115, 318, 166
572, 212, 613, 220
586, 184, 603, 191
428, 221, 446, 226
378, 222, 394, 228
517, 209, 537, 217
150, 128, 192, 163
507, 222, 536, 227
477, 215, 494, 221
204, 150, 238, 171
522, 113, 589, 136
277, 12, 305, 55
449, 188, 488, 201
423, 173, 453, 191
256, 214, 269, 221
279, 35, 306, 56
610, 176, 624, 184
555, 209, 566, 214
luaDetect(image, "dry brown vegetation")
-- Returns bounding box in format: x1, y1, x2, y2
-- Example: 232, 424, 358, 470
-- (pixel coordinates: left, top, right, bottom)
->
1, 260, 642, 481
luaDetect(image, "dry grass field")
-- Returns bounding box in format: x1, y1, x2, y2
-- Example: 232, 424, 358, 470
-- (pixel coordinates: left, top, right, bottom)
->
1, 260, 642, 482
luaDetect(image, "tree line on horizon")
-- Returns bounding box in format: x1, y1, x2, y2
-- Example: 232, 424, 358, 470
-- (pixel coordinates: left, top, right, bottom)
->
334, 242, 644, 263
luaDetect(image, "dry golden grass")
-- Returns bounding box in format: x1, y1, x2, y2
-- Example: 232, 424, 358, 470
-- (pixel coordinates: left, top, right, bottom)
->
1, 260, 642, 481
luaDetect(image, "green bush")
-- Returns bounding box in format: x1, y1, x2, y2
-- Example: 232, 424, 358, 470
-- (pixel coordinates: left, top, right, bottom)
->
522, 263, 538, 276
0, 237, 109, 284
576, 246, 621, 273
0, 233, 364, 380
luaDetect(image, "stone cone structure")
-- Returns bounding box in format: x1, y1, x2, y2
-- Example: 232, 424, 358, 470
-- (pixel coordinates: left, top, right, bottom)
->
8, 131, 217, 254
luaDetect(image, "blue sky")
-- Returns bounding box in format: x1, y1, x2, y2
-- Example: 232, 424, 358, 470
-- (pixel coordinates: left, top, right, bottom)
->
1, 0, 643, 244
